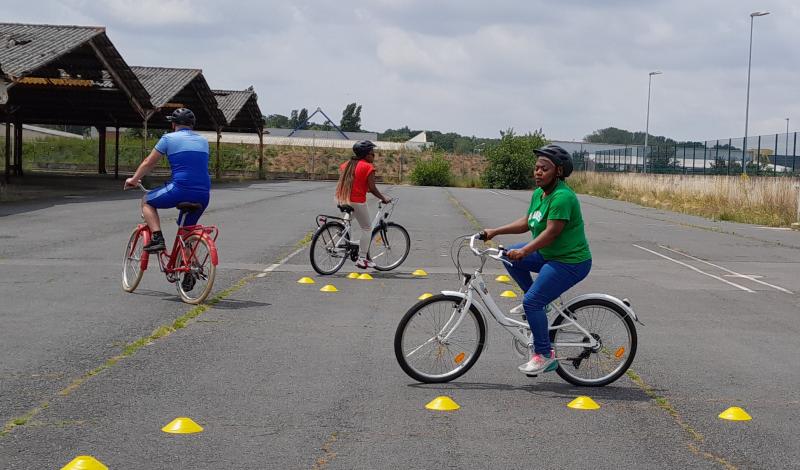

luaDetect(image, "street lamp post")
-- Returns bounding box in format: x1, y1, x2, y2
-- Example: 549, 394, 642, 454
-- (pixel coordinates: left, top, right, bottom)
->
743, 11, 770, 174
786, 118, 790, 156
643, 71, 662, 173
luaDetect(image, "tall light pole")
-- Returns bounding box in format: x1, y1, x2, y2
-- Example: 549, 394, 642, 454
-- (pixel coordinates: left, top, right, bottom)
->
743, 11, 770, 174
643, 70, 662, 173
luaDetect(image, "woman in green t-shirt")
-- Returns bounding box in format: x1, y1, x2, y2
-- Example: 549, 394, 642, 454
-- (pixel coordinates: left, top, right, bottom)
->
483, 145, 592, 376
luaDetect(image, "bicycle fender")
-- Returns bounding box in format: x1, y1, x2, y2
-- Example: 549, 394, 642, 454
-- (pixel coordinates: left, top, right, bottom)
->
200, 234, 219, 266
563, 293, 641, 324
138, 226, 151, 271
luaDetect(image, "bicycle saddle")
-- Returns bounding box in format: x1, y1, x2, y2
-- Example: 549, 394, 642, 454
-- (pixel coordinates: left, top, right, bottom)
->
176, 202, 203, 212
337, 204, 354, 214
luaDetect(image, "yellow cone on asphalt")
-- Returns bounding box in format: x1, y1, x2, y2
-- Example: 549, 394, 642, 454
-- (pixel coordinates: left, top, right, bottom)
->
347, 272, 360, 279
357, 273, 373, 280
718, 406, 752, 421
500, 290, 518, 298
320, 284, 339, 292
412, 269, 428, 276
418, 293, 434, 300
60, 456, 108, 470
495, 274, 512, 283
425, 396, 460, 411
162, 417, 204, 434
297, 277, 315, 284
567, 396, 600, 410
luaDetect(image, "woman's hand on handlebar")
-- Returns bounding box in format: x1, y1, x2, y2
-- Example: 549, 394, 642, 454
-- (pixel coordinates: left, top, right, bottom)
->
124, 177, 140, 190
381, 196, 392, 204
480, 228, 497, 241
506, 248, 527, 261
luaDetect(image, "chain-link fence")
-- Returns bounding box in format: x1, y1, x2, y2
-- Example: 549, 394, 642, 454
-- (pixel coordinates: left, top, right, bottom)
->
593, 132, 799, 176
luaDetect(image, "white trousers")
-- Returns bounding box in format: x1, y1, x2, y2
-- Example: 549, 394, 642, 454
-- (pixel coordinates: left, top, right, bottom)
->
350, 202, 372, 257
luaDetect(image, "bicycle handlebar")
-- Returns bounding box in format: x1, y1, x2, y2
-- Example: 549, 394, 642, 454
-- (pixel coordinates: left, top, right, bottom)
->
469, 233, 510, 264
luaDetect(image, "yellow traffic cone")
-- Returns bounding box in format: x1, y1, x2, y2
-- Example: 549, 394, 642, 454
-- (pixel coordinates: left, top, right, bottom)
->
357, 273, 373, 280
412, 269, 428, 276
425, 396, 460, 411
60, 456, 108, 470
567, 396, 600, 410
320, 284, 339, 292
297, 277, 315, 284
418, 293, 433, 300
346, 272, 360, 279
500, 290, 518, 298
162, 417, 204, 434
495, 274, 511, 283
718, 406, 752, 421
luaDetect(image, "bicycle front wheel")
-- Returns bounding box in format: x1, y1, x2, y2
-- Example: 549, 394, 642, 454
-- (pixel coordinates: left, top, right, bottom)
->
394, 294, 486, 383
369, 222, 410, 271
310, 221, 348, 275
176, 234, 216, 304
550, 298, 637, 387
122, 228, 146, 293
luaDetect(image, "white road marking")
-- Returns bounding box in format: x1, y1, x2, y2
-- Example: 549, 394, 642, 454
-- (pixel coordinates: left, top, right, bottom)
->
633, 244, 755, 293
657, 245, 793, 294
262, 245, 307, 273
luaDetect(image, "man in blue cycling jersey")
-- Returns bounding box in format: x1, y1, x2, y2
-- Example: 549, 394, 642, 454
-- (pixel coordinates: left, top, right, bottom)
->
124, 107, 211, 253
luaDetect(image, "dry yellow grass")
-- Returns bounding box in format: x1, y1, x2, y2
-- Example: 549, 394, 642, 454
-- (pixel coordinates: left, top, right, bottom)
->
570, 172, 800, 227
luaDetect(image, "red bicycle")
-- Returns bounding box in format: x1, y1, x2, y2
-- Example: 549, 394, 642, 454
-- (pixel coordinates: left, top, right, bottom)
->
122, 183, 219, 304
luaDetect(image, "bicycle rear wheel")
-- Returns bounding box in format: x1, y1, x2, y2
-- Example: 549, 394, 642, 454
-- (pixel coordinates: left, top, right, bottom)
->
369, 222, 410, 271
122, 228, 146, 293
176, 234, 216, 304
550, 298, 637, 387
394, 294, 486, 383
310, 221, 349, 275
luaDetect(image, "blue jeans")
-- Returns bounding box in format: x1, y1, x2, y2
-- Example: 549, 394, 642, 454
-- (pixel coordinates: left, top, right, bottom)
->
504, 242, 592, 355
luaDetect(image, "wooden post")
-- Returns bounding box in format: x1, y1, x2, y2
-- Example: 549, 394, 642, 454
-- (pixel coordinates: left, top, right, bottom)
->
114, 126, 120, 180
4, 120, 10, 182
97, 126, 107, 174
215, 129, 221, 180
14, 117, 22, 176
257, 128, 264, 180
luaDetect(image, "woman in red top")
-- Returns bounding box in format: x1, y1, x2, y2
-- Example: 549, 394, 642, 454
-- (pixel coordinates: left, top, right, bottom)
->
335, 140, 392, 269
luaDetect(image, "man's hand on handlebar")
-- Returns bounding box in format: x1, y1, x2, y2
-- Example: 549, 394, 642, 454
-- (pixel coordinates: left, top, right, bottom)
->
480, 229, 497, 241
381, 196, 392, 204
505, 248, 526, 261
124, 177, 140, 190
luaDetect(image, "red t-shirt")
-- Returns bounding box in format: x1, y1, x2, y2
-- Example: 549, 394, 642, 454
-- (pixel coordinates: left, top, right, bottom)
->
339, 160, 374, 203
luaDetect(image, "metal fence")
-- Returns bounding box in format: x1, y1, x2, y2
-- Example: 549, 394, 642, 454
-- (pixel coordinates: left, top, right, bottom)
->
592, 132, 799, 176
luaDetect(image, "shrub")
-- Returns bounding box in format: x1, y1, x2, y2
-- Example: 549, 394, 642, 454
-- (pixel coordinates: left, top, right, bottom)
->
482, 129, 547, 189
410, 153, 452, 186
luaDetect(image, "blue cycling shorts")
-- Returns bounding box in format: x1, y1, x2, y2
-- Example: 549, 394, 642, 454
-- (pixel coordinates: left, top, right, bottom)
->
145, 182, 210, 226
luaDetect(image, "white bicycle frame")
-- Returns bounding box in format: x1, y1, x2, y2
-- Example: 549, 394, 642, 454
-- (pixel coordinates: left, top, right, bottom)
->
435, 234, 639, 354
330, 199, 398, 251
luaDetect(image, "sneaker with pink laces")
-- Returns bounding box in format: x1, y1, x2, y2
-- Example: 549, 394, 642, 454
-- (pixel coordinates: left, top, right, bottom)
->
518, 349, 558, 375
355, 257, 375, 269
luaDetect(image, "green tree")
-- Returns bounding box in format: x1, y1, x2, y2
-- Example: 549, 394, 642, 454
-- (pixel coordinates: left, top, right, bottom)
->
340, 103, 363, 132
482, 129, 548, 189
289, 110, 299, 128
265, 114, 290, 128
297, 108, 309, 129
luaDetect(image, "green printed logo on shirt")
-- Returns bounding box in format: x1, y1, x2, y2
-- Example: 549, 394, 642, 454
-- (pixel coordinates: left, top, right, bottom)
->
527, 181, 592, 264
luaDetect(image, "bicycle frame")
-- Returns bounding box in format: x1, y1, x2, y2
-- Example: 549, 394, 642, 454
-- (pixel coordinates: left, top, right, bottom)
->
315, 199, 398, 253
129, 223, 219, 275
439, 270, 600, 353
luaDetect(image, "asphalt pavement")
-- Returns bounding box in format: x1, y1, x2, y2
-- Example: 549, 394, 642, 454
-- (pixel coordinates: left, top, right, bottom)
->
1, 180, 798, 469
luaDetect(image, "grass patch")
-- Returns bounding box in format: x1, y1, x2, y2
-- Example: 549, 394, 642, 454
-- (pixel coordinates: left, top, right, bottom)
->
571, 172, 799, 227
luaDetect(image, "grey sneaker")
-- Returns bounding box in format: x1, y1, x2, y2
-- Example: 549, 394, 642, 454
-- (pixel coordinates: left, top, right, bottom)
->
355, 257, 375, 269
518, 349, 558, 375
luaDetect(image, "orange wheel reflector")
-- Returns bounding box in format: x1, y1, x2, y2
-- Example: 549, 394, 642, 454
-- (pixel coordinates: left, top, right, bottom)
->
614, 347, 625, 359
454, 352, 466, 364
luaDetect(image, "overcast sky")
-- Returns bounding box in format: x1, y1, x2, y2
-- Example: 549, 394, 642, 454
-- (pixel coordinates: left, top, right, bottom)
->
5, 0, 800, 141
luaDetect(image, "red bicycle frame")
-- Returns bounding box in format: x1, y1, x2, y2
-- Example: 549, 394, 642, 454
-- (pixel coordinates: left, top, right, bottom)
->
129, 224, 219, 275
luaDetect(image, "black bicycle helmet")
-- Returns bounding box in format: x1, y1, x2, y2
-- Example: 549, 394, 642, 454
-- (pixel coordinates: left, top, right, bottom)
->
534, 144, 573, 178
166, 108, 196, 127
352, 140, 377, 158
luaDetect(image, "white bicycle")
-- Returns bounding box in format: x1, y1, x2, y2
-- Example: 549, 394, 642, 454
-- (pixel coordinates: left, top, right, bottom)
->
394, 233, 642, 386
310, 198, 410, 275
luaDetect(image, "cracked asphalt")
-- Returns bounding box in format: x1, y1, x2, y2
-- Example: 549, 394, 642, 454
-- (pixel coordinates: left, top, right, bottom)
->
1, 180, 798, 469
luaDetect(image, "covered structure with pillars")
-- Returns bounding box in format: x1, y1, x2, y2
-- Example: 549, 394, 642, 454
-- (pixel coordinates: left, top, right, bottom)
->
212, 87, 265, 178
0, 22, 153, 181
130, 66, 226, 178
